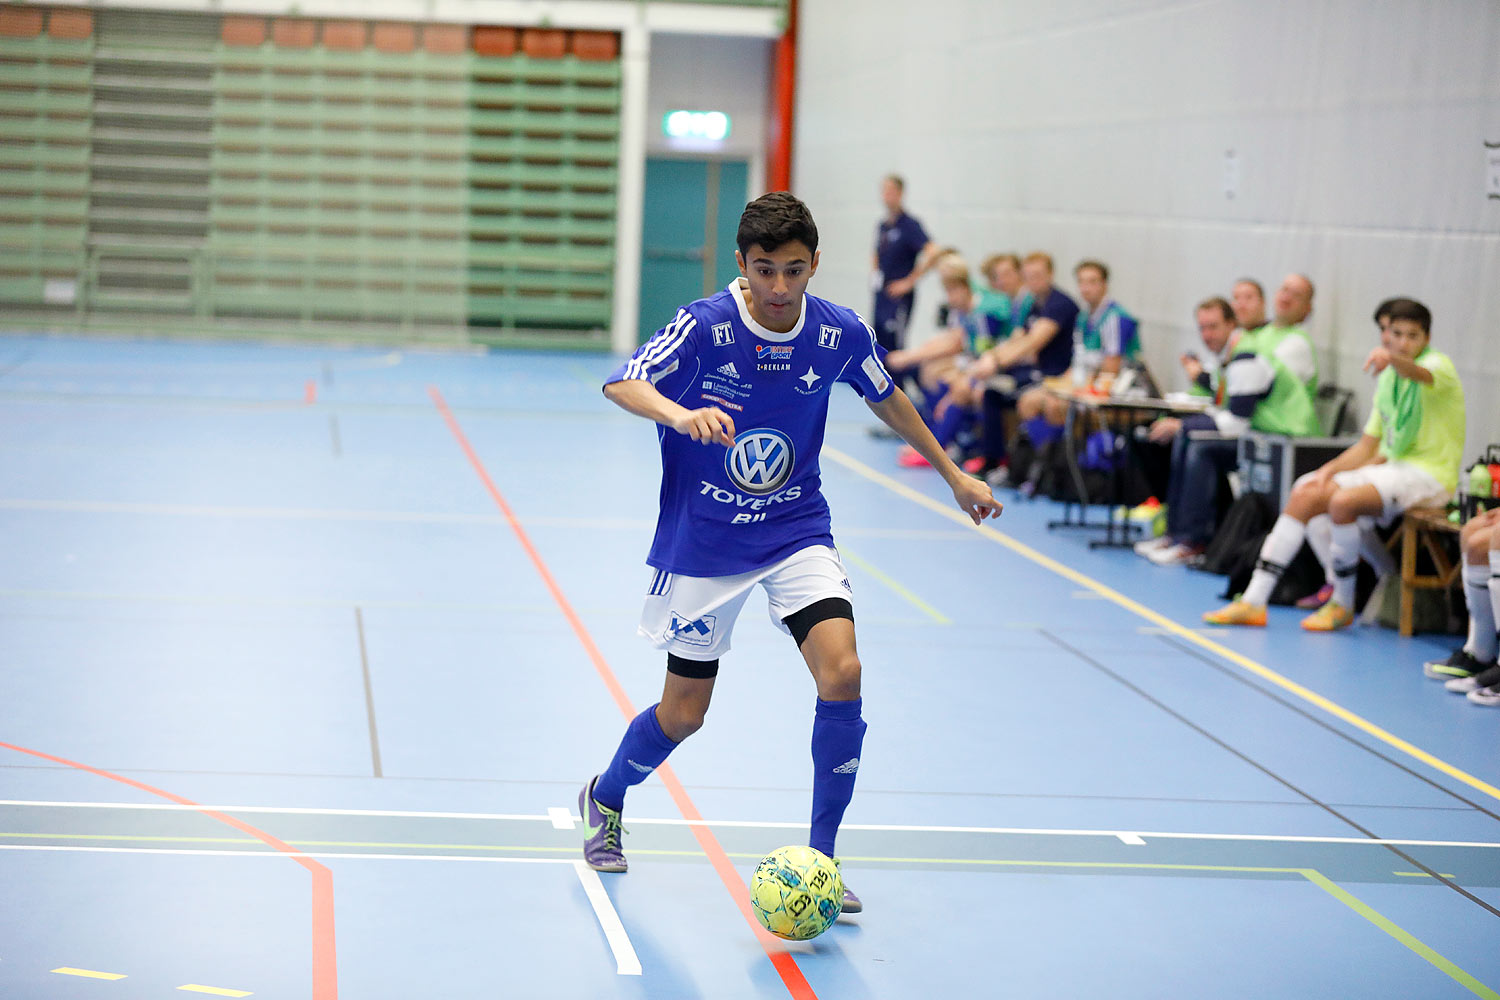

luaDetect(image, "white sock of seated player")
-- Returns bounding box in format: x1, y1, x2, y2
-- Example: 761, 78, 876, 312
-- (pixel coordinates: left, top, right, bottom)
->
1486, 550, 1500, 660
1464, 562, 1497, 661
1360, 520, 1396, 578
1242, 514, 1307, 607
1305, 514, 1334, 585
1327, 520, 1360, 609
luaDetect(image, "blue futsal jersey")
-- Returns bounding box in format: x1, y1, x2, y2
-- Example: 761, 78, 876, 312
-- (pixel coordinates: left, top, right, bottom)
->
607, 278, 896, 577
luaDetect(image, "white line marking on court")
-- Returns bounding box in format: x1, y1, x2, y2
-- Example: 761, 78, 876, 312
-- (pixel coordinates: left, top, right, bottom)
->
573, 861, 642, 976
2, 800, 1497, 849
0, 844, 576, 863
549, 807, 576, 830
1116, 833, 1147, 845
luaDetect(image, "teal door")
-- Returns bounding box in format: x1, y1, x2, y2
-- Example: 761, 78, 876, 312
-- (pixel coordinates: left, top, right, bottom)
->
638, 157, 749, 343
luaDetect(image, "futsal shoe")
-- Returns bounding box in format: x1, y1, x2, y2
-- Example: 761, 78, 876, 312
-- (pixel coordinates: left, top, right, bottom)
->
1133, 535, 1173, 557
1300, 602, 1354, 632
1445, 663, 1500, 694
579, 776, 628, 872
1466, 684, 1500, 708
1424, 648, 1497, 680
833, 858, 862, 913
1295, 583, 1334, 610
1202, 601, 1267, 627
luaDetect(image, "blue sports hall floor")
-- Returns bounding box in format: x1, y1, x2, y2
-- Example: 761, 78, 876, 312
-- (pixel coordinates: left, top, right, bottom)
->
0, 333, 1496, 999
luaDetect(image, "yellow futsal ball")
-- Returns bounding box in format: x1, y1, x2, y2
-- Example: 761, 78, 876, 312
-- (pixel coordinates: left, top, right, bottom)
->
749, 845, 844, 941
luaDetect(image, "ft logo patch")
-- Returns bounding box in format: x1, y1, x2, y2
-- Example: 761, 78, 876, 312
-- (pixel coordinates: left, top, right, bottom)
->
817, 325, 842, 349
712, 322, 735, 347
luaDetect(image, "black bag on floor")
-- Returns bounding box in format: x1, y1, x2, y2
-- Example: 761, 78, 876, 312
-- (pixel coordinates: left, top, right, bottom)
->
1201, 493, 1328, 604
1198, 492, 1274, 577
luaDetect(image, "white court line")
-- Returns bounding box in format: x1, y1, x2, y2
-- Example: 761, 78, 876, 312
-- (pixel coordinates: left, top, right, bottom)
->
572, 861, 642, 976
0, 499, 965, 541
0, 844, 642, 977
0, 844, 574, 862
548, 807, 576, 830
1117, 833, 1147, 845
1, 800, 1497, 850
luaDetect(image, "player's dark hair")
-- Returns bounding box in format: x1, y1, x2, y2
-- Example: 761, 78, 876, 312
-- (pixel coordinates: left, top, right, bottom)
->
1074, 259, 1109, 282
1372, 297, 1402, 325
737, 191, 819, 256
1196, 296, 1234, 324
1384, 297, 1431, 335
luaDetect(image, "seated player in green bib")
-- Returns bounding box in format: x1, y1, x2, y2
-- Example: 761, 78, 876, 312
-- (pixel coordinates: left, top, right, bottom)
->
1205, 298, 1466, 631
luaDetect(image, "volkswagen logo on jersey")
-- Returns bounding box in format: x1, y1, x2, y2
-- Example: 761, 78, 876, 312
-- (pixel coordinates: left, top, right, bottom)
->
726, 428, 795, 495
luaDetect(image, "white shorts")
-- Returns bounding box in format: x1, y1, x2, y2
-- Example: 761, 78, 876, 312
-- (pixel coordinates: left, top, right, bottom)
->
639, 544, 853, 661
1305, 462, 1448, 525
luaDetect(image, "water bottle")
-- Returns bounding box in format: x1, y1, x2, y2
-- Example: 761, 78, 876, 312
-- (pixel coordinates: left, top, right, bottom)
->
1471, 462, 1493, 500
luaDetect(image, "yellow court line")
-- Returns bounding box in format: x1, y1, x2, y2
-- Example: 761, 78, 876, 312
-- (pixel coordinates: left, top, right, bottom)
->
837, 544, 951, 624
53, 967, 126, 980
178, 986, 253, 997
823, 446, 1500, 806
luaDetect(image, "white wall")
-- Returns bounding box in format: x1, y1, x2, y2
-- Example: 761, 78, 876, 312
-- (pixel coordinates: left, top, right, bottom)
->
795, 0, 1500, 453
647, 32, 773, 194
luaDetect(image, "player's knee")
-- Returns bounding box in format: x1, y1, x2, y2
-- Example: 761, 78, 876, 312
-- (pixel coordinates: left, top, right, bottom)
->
818, 653, 862, 701
1327, 490, 1362, 524
1463, 523, 1491, 562
656, 702, 708, 742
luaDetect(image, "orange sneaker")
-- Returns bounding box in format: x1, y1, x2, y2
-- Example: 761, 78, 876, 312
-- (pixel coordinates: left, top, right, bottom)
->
1301, 602, 1354, 632
1203, 601, 1267, 626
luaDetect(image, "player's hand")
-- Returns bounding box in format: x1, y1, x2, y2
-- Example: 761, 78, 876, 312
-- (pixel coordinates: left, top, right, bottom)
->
1363, 347, 1392, 375
884, 348, 911, 371
954, 476, 1003, 525
1180, 354, 1204, 381
968, 352, 999, 380
1147, 416, 1182, 444
884, 276, 915, 298
673, 406, 736, 447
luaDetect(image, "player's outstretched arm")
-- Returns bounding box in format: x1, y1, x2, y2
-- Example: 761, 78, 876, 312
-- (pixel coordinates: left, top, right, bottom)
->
604, 378, 736, 446
866, 389, 1003, 525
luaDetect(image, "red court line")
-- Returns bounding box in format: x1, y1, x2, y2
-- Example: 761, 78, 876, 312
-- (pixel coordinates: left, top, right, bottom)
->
428, 385, 819, 1000
0, 741, 338, 1000
304, 379, 318, 404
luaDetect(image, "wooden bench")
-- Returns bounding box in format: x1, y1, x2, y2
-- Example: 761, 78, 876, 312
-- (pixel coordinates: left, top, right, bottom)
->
1396, 506, 1461, 636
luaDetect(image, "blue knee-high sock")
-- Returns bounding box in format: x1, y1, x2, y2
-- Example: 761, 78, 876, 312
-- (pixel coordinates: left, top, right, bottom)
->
593, 703, 678, 811
809, 697, 867, 858
1024, 414, 1063, 449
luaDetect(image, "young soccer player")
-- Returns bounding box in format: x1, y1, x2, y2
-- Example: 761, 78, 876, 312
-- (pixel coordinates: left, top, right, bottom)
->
1204, 298, 1465, 631
581, 192, 1003, 912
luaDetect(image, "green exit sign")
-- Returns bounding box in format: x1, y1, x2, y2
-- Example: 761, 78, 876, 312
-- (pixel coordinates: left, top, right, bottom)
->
663, 110, 731, 142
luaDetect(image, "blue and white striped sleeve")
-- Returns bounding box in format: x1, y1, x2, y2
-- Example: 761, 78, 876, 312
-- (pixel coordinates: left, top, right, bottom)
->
1213, 351, 1275, 435
606, 308, 699, 388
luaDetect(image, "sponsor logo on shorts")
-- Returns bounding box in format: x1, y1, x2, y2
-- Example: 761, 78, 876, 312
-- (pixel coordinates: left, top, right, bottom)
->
667, 612, 716, 646
833, 757, 860, 774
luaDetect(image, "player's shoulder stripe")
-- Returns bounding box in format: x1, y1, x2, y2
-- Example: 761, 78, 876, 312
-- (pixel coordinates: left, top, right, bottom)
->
626, 308, 696, 380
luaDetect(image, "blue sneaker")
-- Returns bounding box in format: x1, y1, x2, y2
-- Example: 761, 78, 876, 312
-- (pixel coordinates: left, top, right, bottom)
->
579, 776, 628, 872
833, 857, 862, 913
